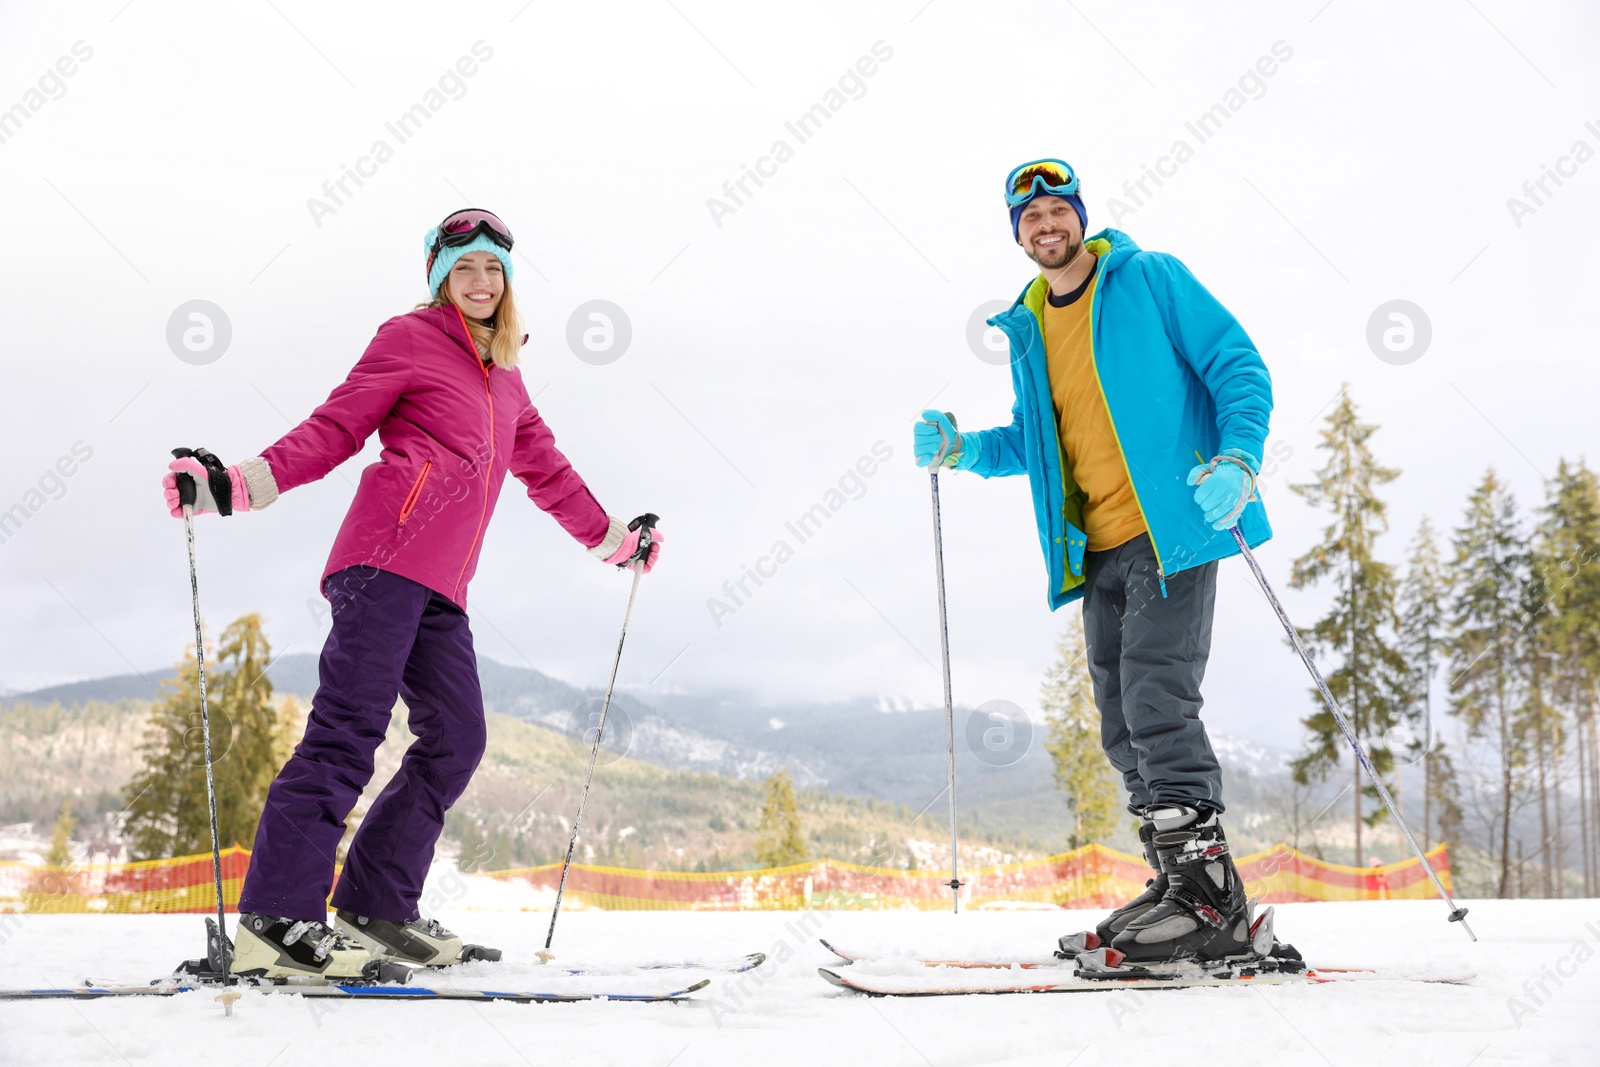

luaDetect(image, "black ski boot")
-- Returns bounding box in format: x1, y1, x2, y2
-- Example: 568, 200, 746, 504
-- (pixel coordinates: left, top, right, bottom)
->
1107, 806, 1253, 968
1093, 817, 1167, 945
1056, 815, 1164, 959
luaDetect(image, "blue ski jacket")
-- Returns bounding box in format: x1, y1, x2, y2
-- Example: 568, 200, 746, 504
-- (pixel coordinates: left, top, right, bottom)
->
970, 228, 1273, 610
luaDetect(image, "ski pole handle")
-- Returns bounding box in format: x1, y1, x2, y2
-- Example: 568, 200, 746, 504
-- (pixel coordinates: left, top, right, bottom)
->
626, 513, 658, 569
171, 448, 199, 511
929, 412, 959, 470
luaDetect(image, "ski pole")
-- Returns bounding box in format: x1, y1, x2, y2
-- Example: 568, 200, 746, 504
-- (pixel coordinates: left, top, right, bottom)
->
927, 415, 963, 914
1229, 526, 1475, 940
171, 451, 234, 979
540, 515, 657, 960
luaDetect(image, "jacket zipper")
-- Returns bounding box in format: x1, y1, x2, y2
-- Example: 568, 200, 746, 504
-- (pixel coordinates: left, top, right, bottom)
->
1012, 301, 1087, 599
1078, 251, 1168, 598
451, 304, 495, 600
398, 460, 433, 525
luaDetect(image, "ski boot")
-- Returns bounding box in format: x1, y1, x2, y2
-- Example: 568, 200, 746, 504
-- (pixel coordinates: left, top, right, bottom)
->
1055, 814, 1164, 960
334, 909, 502, 967
230, 912, 410, 983
1103, 805, 1255, 971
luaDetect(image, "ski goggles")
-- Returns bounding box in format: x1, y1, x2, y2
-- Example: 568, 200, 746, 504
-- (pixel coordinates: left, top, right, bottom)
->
426, 208, 514, 271
1004, 159, 1079, 207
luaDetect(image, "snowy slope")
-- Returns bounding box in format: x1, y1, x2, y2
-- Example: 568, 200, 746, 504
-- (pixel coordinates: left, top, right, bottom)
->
1, 885, 1594, 1066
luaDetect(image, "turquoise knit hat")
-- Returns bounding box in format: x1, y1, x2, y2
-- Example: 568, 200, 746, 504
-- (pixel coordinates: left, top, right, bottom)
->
424, 227, 514, 298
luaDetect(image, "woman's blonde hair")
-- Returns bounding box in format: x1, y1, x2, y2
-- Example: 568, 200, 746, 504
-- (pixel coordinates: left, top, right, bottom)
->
413, 267, 523, 371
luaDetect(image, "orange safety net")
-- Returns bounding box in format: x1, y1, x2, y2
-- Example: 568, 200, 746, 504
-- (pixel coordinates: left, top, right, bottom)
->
480, 843, 1453, 911
0, 847, 251, 915
0, 843, 1452, 914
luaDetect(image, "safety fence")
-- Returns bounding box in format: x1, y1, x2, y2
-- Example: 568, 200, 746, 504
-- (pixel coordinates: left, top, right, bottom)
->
479, 843, 1453, 910
0, 842, 1452, 914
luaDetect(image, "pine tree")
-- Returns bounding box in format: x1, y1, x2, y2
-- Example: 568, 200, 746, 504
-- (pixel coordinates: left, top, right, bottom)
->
1428, 740, 1465, 861
46, 799, 77, 868
1519, 553, 1560, 896
1397, 517, 1447, 850
1446, 469, 1531, 897
1580, 710, 1595, 896
1040, 613, 1121, 847
124, 615, 286, 860
1532, 458, 1600, 895
27, 799, 81, 910
1516, 572, 1555, 895
1287, 388, 1408, 865
753, 771, 807, 868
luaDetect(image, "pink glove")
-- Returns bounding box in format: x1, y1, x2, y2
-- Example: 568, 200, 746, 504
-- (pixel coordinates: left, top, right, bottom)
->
162, 456, 249, 518
601, 517, 663, 573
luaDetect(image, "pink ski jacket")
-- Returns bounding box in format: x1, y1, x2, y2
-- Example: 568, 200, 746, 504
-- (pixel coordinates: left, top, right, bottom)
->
258, 304, 610, 607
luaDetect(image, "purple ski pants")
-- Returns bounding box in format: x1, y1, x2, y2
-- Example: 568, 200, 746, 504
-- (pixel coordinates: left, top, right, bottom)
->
238, 567, 486, 921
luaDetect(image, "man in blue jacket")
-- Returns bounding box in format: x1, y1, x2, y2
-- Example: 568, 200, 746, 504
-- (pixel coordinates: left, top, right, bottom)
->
914, 159, 1273, 968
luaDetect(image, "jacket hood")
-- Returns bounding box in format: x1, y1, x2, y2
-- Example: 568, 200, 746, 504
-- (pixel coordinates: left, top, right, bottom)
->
1009, 227, 1143, 316
1088, 226, 1142, 272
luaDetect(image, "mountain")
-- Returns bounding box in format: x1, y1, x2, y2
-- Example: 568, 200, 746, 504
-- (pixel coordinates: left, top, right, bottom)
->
4, 672, 169, 708
0, 696, 1046, 871
2, 654, 1309, 859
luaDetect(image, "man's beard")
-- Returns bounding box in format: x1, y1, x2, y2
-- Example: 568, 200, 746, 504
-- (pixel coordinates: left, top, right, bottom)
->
1025, 234, 1082, 272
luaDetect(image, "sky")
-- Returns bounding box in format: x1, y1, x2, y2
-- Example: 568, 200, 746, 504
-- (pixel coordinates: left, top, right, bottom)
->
0, 0, 1596, 750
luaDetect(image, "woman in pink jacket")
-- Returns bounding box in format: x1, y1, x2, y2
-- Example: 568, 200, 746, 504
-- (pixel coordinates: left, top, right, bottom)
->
162, 209, 662, 980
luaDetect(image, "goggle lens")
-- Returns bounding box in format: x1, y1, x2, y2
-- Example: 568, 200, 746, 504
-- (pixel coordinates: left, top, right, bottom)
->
1012, 163, 1070, 197
1004, 158, 1079, 206
436, 209, 513, 249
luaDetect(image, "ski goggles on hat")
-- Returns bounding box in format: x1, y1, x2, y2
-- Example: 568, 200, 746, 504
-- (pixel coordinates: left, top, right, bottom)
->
427, 208, 514, 271
1004, 159, 1079, 207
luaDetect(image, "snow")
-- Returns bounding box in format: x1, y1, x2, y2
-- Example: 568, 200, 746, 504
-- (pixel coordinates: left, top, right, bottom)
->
2, 896, 1596, 1065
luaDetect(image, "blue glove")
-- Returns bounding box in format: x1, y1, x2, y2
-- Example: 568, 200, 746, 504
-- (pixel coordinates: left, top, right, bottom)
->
1186, 448, 1259, 530
913, 410, 981, 470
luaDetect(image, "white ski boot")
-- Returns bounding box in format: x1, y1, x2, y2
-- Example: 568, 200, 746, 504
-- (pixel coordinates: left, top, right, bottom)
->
334, 909, 502, 967
231, 912, 409, 982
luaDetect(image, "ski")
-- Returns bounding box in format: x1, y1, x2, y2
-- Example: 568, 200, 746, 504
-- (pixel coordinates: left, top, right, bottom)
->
821, 937, 1081, 969
553, 952, 766, 977
48, 919, 759, 1003
0, 978, 712, 1004
817, 964, 1473, 997
822, 906, 1268, 972
820, 924, 1474, 995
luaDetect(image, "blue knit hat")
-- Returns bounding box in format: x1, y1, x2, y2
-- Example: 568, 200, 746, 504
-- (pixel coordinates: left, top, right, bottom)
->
425, 228, 514, 298
1010, 193, 1087, 242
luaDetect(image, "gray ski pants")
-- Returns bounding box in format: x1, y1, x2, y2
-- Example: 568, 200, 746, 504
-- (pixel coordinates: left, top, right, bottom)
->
1080, 532, 1224, 813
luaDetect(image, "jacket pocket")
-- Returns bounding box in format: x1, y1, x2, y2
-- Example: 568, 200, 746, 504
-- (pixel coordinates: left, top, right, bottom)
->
397, 460, 433, 525
1065, 520, 1087, 577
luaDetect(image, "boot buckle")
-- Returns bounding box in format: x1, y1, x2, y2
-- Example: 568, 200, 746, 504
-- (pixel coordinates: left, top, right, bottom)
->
1168, 887, 1225, 928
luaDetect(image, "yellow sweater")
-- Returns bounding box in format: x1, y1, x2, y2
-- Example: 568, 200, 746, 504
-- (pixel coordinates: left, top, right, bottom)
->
1041, 270, 1147, 552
